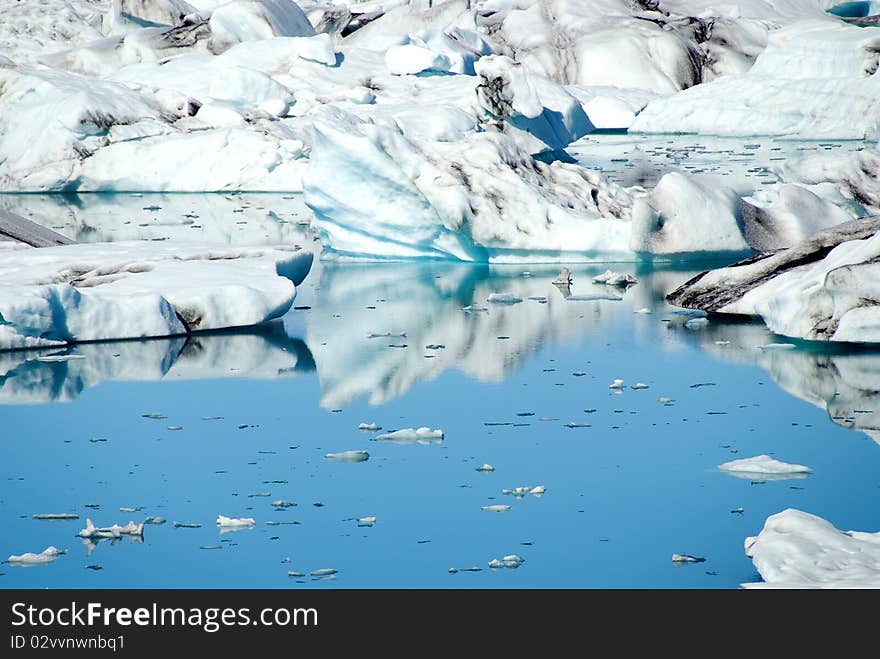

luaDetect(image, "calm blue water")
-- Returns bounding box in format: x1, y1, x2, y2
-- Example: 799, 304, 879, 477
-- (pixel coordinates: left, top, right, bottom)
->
2, 259, 879, 588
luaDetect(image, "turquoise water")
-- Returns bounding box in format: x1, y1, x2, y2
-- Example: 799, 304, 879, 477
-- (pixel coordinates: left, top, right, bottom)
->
2, 258, 878, 588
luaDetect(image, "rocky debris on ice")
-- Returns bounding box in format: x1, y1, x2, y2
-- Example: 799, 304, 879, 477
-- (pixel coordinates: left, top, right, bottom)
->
0, 242, 312, 350
216, 514, 256, 528
7, 546, 67, 565
666, 217, 880, 343
743, 509, 880, 588
375, 427, 444, 444
718, 454, 812, 479
77, 518, 145, 538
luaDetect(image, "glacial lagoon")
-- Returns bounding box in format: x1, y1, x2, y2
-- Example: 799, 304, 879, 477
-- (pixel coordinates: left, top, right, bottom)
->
2, 135, 879, 588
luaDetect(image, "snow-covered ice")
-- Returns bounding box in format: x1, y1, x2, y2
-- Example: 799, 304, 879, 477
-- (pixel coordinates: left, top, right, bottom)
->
0, 242, 312, 350
216, 514, 256, 528
375, 427, 444, 444
743, 509, 880, 588
7, 546, 66, 565
718, 454, 812, 480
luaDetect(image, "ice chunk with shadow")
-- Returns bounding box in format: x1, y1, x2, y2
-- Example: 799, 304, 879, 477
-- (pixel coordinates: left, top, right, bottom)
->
325, 450, 369, 462
7, 546, 66, 565
718, 455, 811, 481
375, 427, 444, 445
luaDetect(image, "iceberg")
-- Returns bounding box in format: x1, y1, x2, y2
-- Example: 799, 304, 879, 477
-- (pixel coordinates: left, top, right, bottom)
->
77, 518, 145, 538
216, 514, 256, 528
718, 454, 812, 480
7, 546, 67, 566
743, 509, 880, 588
375, 427, 444, 444
666, 217, 880, 343
0, 242, 312, 350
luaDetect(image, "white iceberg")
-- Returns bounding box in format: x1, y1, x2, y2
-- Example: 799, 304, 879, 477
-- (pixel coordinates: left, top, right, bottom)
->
375, 427, 444, 444
718, 454, 812, 480
325, 449, 370, 462
0, 242, 312, 350
481, 504, 511, 512
77, 518, 145, 538
592, 270, 637, 287
216, 514, 256, 528
743, 509, 880, 588
7, 546, 67, 565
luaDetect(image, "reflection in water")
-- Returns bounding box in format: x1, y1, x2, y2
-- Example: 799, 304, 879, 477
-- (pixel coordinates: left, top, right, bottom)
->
0, 324, 314, 404
306, 262, 704, 409
0, 192, 317, 246
667, 317, 880, 443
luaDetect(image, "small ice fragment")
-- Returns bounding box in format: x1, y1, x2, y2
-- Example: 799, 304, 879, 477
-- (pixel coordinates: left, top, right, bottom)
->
248, 492, 271, 498
142, 413, 167, 420
7, 546, 66, 565
730, 507, 744, 514
715, 340, 731, 345
310, 568, 337, 577
529, 486, 545, 495
425, 344, 446, 350
717, 454, 811, 478
521, 271, 531, 277
201, 416, 223, 421
167, 425, 183, 431
658, 397, 674, 405
36, 354, 85, 363
573, 371, 587, 377
448, 567, 459, 573
367, 331, 406, 339
200, 545, 222, 550
631, 383, 649, 390
481, 504, 511, 512
553, 268, 573, 285
375, 427, 444, 444
634, 308, 651, 314
502, 554, 525, 567
119, 507, 141, 513
144, 517, 166, 525
173, 521, 201, 528
565, 422, 590, 428
592, 270, 637, 286
684, 317, 709, 329
77, 519, 144, 538
462, 305, 488, 313
32, 513, 79, 520
488, 559, 505, 568
357, 516, 377, 526
609, 379, 624, 389
757, 343, 796, 350
475, 464, 495, 472
528, 296, 548, 302
216, 515, 255, 528
487, 293, 523, 304
272, 500, 297, 508
288, 571, 306, 578
671, 554, 706, 563
325, 450, 369, 462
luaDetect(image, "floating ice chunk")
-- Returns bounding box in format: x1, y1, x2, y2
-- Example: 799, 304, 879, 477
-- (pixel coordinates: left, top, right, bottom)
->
718, 455, 812, 480
503, 554, 524, 567
715, 340, 731, 346
609, 379, 624, 389
375, 427, 444, 445
325, 450, 369, 462
7, 546, 66, 565
593, 270, 638, 287
658, 397, 674, 405
32, 513, 79, 520
565, 292, 624, 302
216, 515, 256, 528
173, 521, 201, 528
634, 308, 651, 314
272, 500, 297, 508
35, 354, 85, 363
358, 422, 380, 431
357, 516, 377, 527
462, 305, 488, 313
631, 383, 649, 390
310, 568, 337, 577
200, 545, 222, 550
672, 554, 706, 563
119, 507, 141, 513
367, 331, 406, 338
564, 422, 590, 428
684, 317, 710, 330
287, 571, 305, 578
167, 425, 183, 431
488, 559, 504, 568
475, 464, 495, 472
757, 343, 796, 351
143, 413, 167, 420
481, 504, 511, 513
145, 517, 166, 525
731, 508, 745, 515
487, 293, 523, 305
553, 268, 573, 285
77, 518, 144, 539
743, 509, 880, 588
529, 486, 546, 496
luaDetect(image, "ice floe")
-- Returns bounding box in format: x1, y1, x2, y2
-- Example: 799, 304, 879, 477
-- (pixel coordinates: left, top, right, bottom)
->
718, 454, 812, 480
489, 554, 524, 569
0, 242, 312, 350
592, 270, 637, 287
77, 518, 145, 538
216, 514, 256, 528
7, 546, 66, 566
375, 427, 444, 444
743, 509, 880, 588
671, 553, 705, 564
325, 449, 369, 462
481, 504, 510, 512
